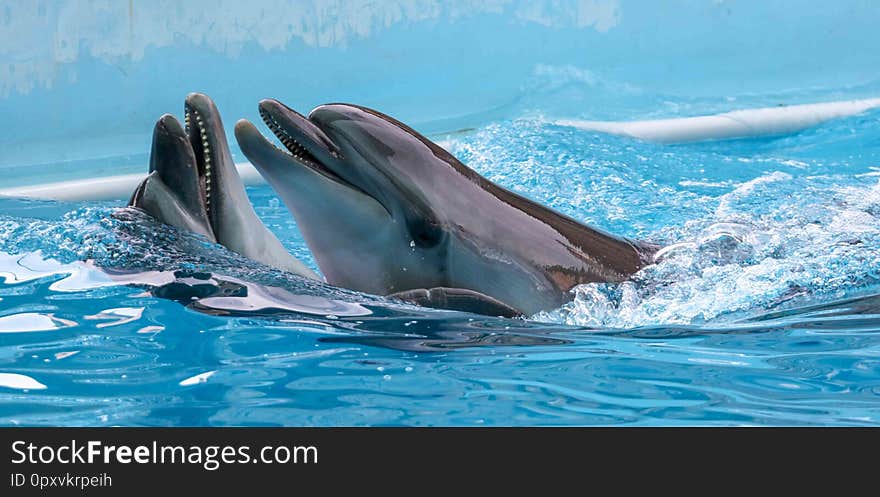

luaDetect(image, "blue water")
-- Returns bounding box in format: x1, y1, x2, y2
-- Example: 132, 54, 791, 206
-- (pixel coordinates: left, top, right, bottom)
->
3, 87, 880, 425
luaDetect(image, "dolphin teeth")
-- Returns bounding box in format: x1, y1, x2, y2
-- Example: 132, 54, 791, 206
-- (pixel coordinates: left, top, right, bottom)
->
184, 104, 214, 220
259, 110, 321, 166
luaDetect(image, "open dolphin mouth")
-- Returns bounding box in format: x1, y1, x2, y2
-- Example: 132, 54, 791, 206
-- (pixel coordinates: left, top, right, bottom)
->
256, 100, 376, 202
129, 93, 228, 243
184, 100, 216, 227
249, 100, 447, 248
185, 103, 212, 219
259, 107, 323, 169
130, 93, 321, 279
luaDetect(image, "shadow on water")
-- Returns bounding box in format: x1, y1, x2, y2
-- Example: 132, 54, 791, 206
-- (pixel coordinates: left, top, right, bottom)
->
140, 269, 576, 352
5, 104, 880, 424
138, 267, 880, 352
5, 203, 880, 353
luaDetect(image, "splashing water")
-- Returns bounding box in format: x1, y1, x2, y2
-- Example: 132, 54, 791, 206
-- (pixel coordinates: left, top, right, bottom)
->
446, 115, 880, 327
3, 99, 880, 425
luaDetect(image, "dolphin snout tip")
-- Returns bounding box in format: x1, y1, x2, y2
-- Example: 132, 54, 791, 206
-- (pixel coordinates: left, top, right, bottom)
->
233, 119, 263, 150
234, 118, 256, 135
155, 113, 185, 136
157, 113, 176, 125
258, 98, 308, 119
185, 92, 219, 116
185, 91, 209, 103
258, 98, 286, 116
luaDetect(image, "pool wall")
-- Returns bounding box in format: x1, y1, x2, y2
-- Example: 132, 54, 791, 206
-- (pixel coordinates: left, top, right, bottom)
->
1, 1, 879, 186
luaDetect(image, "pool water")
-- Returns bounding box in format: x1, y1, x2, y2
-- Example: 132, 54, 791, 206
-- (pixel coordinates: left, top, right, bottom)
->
3, 83, 880, 425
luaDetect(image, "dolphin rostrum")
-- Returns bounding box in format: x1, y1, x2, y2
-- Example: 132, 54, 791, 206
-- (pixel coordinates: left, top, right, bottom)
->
235, 99, 658, 316
129, 93, 318, 279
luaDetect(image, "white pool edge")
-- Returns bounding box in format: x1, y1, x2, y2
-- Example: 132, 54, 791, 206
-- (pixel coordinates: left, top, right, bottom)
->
4, 98, 879, 201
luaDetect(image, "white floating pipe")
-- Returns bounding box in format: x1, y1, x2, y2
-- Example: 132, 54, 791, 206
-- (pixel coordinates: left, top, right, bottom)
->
0, 162, 266, 201
4, 99, 879, 202
557, 98, 880, 144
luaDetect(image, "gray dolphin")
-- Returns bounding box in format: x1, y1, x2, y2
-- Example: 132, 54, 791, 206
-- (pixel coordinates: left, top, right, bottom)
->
129, 93, 318, 279
235, 99, 658, 316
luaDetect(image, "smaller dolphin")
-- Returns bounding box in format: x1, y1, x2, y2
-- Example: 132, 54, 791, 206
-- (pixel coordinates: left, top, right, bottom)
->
129, 93, 317, 279
235, 100, 658, 316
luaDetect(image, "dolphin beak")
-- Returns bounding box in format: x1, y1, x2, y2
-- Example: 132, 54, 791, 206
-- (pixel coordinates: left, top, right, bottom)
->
242, 101, 381, 206
147, 114, 207, 221
258, 98, 342, 165
184, 92, 233, 159
128, 114, 216, 242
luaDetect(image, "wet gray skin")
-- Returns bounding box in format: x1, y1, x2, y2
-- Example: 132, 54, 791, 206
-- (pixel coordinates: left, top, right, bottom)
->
129, 93, 318, 279
235, 99, 658, 316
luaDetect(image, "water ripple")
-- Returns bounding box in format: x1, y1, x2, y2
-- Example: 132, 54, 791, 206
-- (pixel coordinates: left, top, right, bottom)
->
3, 104, 880, 425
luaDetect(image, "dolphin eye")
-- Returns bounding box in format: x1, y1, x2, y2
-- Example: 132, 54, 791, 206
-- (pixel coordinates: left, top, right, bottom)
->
409, 218, 445, 248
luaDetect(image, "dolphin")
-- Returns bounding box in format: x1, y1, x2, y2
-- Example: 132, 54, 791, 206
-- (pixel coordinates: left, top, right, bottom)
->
129, 93, 318, 279
234, 99, 658, 316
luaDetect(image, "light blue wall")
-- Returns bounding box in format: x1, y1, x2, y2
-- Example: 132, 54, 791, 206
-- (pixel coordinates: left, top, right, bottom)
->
1, 1, 879, 184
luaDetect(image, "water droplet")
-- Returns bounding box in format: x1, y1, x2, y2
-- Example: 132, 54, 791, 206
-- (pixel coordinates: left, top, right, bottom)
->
404, 367, 413, 372
382, 375, 391, 381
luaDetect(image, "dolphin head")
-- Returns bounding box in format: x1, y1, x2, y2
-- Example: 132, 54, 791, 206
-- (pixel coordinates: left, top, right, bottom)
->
129, 110, 214, 240
236, 99, 653, 315
235, 100, 459, 296
130, 93, 318, 279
